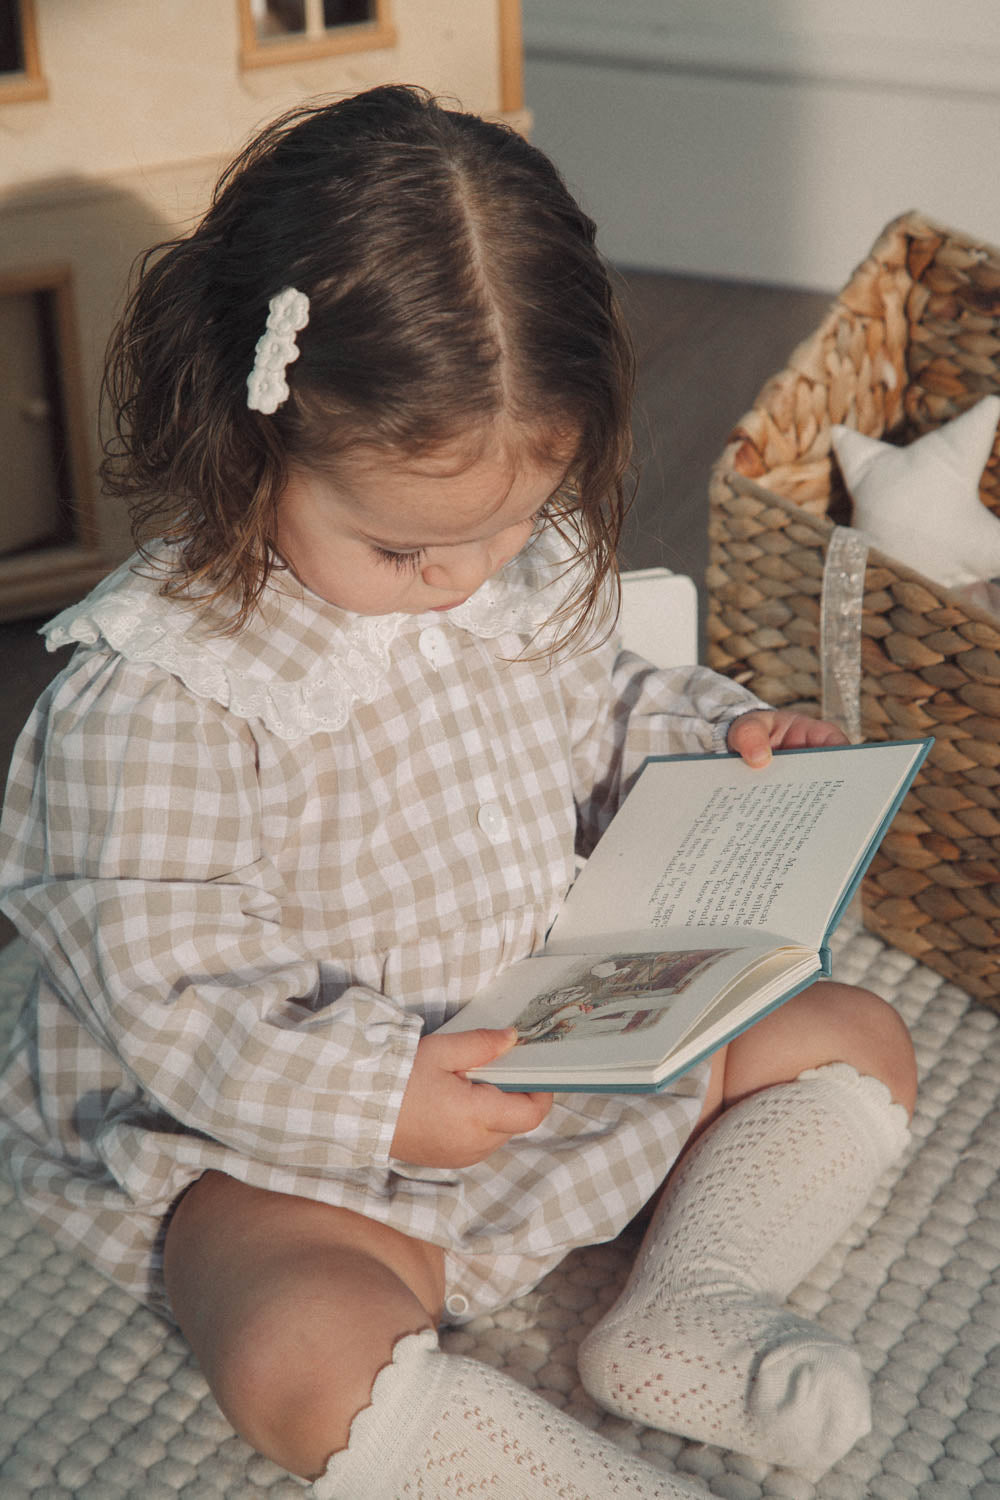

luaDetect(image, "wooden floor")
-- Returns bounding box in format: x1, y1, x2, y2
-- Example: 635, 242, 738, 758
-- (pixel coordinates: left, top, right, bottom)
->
617, 269, 830, 584
0, 269, 832, 946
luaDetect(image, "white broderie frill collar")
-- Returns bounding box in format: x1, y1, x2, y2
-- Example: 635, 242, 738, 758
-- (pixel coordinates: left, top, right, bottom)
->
42, 529, 583, 742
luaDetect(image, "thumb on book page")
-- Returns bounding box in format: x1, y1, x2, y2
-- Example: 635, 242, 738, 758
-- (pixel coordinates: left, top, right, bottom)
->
435, 1026, 519, 1077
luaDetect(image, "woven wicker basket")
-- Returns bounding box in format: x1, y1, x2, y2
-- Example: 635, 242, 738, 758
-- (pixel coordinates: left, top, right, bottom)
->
707, 211, 1000, 1007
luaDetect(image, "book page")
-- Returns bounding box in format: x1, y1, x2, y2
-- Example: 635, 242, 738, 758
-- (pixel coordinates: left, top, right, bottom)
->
548, 742, 928, 956
645, 774, 841, 931
444, 940, 807, 1078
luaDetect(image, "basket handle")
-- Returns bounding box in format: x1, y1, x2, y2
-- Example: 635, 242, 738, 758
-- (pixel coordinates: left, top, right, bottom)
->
820, 526, 870, 742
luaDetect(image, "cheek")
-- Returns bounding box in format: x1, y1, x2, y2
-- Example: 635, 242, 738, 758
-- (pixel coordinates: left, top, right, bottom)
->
338, 555, 417, 611
504, 520, 540, 562
281, 535, 367, 609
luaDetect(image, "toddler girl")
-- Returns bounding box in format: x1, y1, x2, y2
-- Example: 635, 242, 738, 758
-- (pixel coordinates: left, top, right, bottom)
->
0, 86, 915, 1498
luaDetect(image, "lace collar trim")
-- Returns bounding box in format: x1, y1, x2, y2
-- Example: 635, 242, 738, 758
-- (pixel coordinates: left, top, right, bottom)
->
42, 530, 581, 741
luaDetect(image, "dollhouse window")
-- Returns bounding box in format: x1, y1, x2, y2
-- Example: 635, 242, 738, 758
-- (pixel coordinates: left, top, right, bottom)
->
237, 0, 395, 68
0, 0, 47, 101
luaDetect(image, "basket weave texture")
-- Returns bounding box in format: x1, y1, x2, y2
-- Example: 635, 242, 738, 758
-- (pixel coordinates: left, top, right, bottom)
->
707, 211, 1000, 1007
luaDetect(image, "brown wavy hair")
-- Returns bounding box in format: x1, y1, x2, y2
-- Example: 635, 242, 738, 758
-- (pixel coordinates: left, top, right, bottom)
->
101, 85, 636, 645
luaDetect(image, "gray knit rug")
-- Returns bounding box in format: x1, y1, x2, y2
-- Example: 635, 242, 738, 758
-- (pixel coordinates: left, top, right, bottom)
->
2, 923, 999, 1500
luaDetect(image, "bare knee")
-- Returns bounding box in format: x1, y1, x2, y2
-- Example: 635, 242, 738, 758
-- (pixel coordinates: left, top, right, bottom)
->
204, 1276, 348, 1476
206, 1258, 425, 1478
721, 980, 917, 1118
812, 981, 917, 1114
164, 1173, 442, 1479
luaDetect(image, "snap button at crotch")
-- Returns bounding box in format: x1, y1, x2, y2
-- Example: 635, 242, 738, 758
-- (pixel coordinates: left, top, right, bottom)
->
445, 1292, 470, 1318
418, 626, 449, 669
476, 802, 509, 843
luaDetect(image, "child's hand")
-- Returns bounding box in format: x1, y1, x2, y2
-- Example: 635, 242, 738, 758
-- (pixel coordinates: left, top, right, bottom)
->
391, 1028, 553, 1168
727, 709, 849, 770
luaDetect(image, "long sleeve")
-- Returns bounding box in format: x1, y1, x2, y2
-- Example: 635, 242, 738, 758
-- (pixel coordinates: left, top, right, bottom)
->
560, 640, 770, 857
0, 651, 422, 1179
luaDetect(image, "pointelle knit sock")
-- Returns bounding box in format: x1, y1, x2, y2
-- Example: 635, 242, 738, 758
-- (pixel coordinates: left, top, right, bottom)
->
577, 1063, 910, 1480
311, 1326, 707, 1499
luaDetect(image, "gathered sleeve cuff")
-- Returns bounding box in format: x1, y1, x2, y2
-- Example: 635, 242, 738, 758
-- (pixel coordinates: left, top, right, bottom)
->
560, 643, 771, 857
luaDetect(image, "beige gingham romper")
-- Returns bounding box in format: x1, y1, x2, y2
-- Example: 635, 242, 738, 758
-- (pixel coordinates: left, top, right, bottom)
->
0, 531, 765, 1321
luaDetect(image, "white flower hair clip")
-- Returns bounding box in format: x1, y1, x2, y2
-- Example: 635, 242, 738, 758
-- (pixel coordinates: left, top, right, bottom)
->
246, 286, 310, 414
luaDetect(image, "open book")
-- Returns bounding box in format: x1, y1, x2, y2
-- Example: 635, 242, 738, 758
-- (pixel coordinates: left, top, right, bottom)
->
439, 739, 931, 1092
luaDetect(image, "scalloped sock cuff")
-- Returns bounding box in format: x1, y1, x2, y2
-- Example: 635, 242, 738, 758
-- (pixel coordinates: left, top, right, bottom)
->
311, 1327, 706, 1499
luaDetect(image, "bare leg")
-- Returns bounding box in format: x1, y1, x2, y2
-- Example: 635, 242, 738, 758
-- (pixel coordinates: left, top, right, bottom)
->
164, 1171, 445, 1478
165, 1171, 706, 1498
698, 978, 917, 1132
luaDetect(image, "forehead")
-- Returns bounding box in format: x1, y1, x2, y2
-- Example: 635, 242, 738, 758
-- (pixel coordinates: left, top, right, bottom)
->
333, 434, 575, 541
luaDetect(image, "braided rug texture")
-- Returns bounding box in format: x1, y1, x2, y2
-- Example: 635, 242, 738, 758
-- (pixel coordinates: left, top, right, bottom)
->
1, 924, 999, 1500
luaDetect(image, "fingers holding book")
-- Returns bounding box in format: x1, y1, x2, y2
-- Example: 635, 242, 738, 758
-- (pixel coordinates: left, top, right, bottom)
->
390, 1028, 553, 1168
727, 709, 850, 769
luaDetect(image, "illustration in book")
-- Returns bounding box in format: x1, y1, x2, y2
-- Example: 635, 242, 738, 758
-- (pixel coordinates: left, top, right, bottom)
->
439, 738, 932, 1092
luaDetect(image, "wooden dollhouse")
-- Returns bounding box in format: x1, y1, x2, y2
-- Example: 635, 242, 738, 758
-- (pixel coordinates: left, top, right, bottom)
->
0, 0, 526, 619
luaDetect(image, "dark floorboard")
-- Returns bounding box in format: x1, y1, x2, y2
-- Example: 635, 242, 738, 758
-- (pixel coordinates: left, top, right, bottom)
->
0, 269, 833, 947
619, 269, 831, 591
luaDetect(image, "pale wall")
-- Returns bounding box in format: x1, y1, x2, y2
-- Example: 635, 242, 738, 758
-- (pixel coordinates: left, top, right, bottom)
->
523, 0, 1000, 291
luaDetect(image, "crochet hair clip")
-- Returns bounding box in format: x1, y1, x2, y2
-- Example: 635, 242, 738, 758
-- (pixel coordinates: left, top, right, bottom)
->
246, 286, 311, 414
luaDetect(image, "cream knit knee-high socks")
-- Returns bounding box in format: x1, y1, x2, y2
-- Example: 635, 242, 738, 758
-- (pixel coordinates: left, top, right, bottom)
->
312, 1327, 705, 1500
577, 1063, 910, 1481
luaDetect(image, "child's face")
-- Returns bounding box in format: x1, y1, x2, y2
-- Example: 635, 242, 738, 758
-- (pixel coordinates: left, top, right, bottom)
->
274, 436, 574, 615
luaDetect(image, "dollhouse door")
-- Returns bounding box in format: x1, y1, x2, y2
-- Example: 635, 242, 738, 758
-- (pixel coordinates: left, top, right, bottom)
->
0, 285, 64, 555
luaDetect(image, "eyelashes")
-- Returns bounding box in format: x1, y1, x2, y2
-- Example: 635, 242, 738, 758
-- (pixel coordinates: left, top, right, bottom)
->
369, 505, 553, 575
371, 545, 425, 573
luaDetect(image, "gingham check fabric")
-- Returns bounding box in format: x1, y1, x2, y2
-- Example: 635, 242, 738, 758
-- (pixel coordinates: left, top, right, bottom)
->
0, 538, 764, 1319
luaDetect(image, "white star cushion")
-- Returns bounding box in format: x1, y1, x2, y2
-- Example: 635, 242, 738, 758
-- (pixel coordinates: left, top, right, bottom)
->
831, 395, 1000, 588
